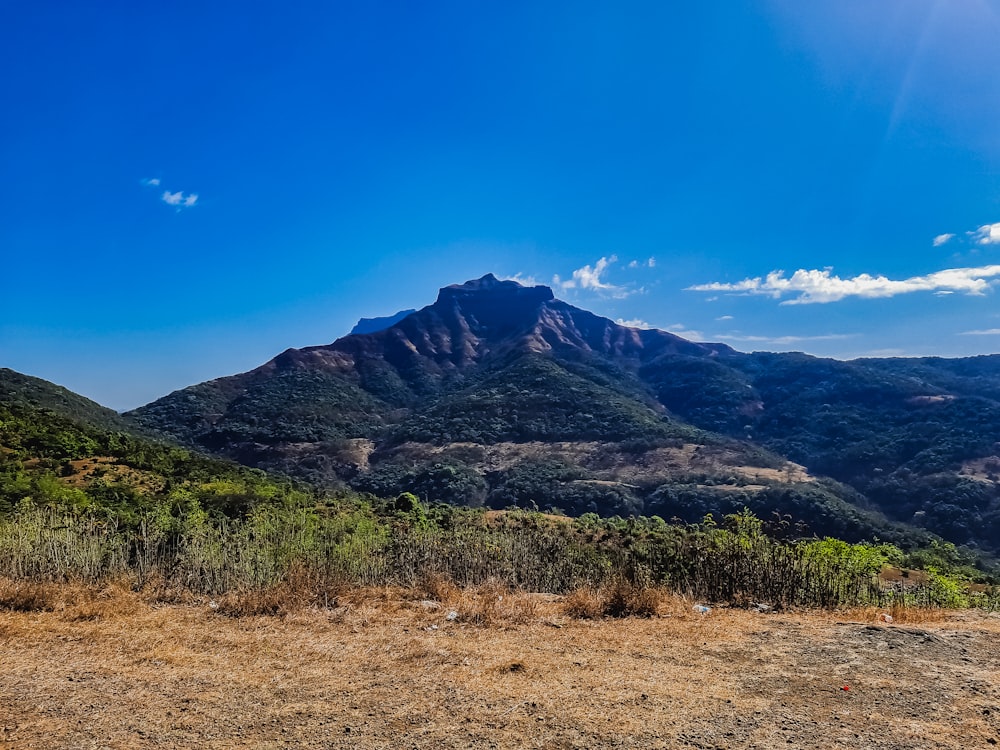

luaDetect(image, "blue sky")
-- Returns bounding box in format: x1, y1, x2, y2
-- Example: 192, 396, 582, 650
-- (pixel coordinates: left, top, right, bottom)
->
3, 1, 1000, 410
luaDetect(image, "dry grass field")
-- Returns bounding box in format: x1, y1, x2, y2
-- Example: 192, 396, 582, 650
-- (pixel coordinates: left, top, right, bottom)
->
1, 581, 999, 749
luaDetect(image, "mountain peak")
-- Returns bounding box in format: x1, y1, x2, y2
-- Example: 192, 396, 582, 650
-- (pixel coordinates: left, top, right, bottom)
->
435, 273, 554, 305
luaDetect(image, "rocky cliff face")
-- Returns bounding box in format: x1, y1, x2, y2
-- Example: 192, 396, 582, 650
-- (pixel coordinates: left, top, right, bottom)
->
126, 275, 1000, 552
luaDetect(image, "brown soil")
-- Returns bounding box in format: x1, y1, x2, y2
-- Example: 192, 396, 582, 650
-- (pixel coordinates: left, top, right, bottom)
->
1, 591, 998, 749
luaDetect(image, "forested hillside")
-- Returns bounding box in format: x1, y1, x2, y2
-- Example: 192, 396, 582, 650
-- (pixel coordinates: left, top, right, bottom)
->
123, 276, 1000, 554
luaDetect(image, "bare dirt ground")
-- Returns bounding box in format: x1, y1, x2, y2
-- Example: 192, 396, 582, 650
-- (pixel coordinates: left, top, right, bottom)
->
1, 590, 999, 749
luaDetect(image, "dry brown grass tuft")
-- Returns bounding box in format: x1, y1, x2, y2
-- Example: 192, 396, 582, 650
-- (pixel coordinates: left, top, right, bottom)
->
562, 581, 663, 619
0, 576, 140, 621
887, 601, 953, 624
562, 586, 606, 619
602, 579, 661, 618
456, 581, 540, 626
416, 570, 462, 606
210, 564, 347, 617
831, 603, 956, 626
0, 577, 62, 612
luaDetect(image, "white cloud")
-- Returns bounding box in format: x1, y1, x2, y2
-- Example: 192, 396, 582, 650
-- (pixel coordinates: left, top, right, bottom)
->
143, 177, 198, 209
960, 328, 1000, 335
563, 255, 618, 290
554, 255, 652, 298
627, 257, 656, 269
687, 265, 1000, 304
161, 190, 198, 209
973, 223, 1000, 245
862, 348, 905, 357
615, 318, 652, 329
716, 315, 734, 321
666, 323, 706, 341
933, 233, 954, 247
502, 273, 541, 287
556, 255, 637, 298
716, 333, 856, 345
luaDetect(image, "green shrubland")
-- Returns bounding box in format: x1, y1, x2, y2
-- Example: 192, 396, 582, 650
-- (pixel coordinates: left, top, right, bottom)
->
2, 377, 996, 611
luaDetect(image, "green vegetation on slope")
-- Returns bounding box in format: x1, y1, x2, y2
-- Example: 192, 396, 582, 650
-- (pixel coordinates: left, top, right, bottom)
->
0, 378, 316, 521
390, 355, 697, 445
1, 370, 995, 609
120, 282, 1000, 556
646, 352, 1000, 550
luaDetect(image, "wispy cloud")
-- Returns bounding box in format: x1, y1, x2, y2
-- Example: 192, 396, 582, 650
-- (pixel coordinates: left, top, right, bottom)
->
501, 272, 541, 287
141, 176, 198, 210
716, 332, 856, 346
960, 328, 1000, 335
933, 233, 954, 247
973, 223, 1000, 245
615, 318, 652, 329
688, 265, 1000, 304
162, 190, 198, 208
558, 255, 618, 291
555, 255, 641, 299
862, 348, 906, 357
716, 315, 734, 321
666, 323, 705, 341
627, 257, 656, 269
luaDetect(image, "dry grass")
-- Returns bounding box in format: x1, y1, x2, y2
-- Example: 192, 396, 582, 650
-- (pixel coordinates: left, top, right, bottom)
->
416, 570, 463, 606
455, 582, 540, 626
209, 564, 347, 617
834, 602, 958, 625
1, 583, 998, 749
0, 576, 139, 619
563, 580, 663, 619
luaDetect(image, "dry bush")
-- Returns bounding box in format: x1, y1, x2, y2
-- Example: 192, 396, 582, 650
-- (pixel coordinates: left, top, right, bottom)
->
213, 586, 302, 617
835, 604, 953, 625
139, 575, 201, 606
562, 587, 605, 619
887, 601, 951, 624
602, 579, 660, 618
0, 577, 61, 612
338, 585, 404, 611
62, 580, 139, 622
0, 577, 138, 621
457, 581, 540, 626
212, 563, 346, 617
416, 571, 461, 606
562, 581, 663, 619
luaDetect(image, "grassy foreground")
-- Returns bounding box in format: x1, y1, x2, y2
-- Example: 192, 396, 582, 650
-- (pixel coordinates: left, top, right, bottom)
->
1, 582, 999, 749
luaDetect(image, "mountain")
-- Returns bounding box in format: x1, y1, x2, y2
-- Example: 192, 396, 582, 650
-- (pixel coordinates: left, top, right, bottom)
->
0, 368, 135, 434
130, 273, 996, 551
350, 309, 417, 335
0, 368, 310, 518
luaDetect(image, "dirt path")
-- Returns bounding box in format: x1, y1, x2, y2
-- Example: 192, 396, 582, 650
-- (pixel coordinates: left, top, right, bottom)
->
1, 597, 998, 749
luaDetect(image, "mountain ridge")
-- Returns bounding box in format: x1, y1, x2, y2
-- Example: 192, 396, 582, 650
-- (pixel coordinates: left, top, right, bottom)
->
124, 274, 1000, 553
